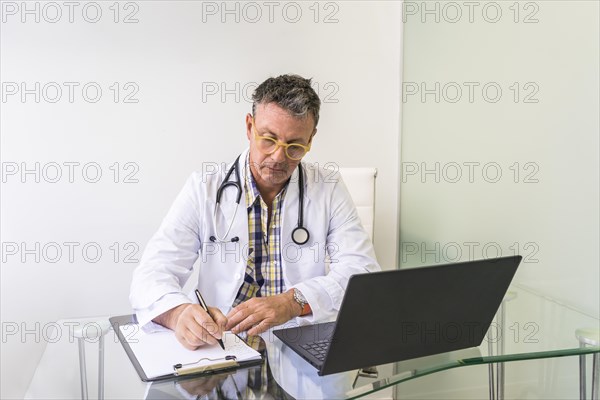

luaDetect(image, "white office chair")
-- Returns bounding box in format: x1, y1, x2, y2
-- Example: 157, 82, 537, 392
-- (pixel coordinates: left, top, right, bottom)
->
325, 168, 377, 272
336, 168, 379, 386
337, 168, 377, 243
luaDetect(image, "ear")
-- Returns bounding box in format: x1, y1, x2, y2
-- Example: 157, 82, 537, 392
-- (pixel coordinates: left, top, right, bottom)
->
245, 113, 254, 141
309, 128, 317, 145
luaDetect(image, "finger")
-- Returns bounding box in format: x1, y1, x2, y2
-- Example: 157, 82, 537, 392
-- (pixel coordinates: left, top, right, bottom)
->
195, 317, 221, 343
184, 314, 218, 346
185, 325, 217, 347
174, 306, 218, 348
231, 313, 255, 333
191, 306, 218, 328
225, 305, 247, 331
232, 313, 259, 334
176, 325, 211, 350
176, 331, 199, 351
207, 307, 228, 339
247, 320, 270, 336
190, 308, 221, 344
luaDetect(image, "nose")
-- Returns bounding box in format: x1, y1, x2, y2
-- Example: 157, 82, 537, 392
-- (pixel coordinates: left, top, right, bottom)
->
271, 145, 287, 163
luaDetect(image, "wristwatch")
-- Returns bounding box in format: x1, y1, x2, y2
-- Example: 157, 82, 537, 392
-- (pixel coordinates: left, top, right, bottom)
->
293, 288, 311, 316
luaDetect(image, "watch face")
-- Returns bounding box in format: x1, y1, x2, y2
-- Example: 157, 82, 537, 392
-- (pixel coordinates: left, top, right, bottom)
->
294, 289, 307, 304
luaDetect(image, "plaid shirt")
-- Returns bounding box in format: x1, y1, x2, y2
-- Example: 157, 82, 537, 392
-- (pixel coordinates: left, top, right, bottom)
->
232, 155, 288, 307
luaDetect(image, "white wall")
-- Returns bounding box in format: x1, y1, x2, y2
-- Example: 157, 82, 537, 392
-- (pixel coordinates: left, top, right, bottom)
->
0, 2, 402, 398
399, 0, 599, 397
401, 0, 599, 315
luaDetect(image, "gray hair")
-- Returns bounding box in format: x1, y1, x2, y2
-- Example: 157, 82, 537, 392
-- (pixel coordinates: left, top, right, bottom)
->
252, 74, 321, 127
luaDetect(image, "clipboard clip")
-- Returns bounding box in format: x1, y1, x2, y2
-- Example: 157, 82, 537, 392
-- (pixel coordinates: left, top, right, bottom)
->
173, 355, 238, 376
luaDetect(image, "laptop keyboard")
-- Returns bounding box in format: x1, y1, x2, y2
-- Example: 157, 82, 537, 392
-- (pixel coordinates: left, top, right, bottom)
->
300, 339, 331, 361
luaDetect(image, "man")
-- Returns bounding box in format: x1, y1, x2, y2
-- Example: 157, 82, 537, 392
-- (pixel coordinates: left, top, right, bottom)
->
130, 74, 380, 350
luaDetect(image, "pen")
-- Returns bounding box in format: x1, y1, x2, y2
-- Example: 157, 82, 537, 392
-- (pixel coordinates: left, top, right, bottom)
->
195, 289, 225, 350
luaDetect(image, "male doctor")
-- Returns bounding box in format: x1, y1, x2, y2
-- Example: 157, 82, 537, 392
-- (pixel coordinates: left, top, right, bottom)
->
130, 74, 380, 350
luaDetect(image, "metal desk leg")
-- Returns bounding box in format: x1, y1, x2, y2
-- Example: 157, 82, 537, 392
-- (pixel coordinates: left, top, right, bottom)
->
580, 343, 587, 400
496, 299, 506, 400
488, 339, 495, 400
592, 352, 599, 400
99, 334, 105, 400
77, 337, 89, 400
489, 292, 515, 400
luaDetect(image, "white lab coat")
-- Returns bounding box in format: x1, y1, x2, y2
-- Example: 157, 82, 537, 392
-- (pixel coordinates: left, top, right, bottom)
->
130, 148, 380, 330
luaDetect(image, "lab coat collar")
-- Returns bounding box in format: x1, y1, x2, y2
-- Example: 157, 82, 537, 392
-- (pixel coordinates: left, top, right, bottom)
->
217, 148, 251, 208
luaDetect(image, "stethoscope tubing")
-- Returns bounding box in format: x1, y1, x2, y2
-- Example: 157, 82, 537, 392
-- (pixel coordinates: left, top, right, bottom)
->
212, 154, 309, 245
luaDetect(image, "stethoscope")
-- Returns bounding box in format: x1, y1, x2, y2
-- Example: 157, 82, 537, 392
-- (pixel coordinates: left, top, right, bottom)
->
210, 155, 310, 246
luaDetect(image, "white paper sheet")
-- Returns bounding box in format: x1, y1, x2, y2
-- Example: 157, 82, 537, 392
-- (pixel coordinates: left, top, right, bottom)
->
120, 324, 261, 379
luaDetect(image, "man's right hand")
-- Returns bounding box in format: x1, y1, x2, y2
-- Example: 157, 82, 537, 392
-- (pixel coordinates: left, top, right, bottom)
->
154, 304, 227, 350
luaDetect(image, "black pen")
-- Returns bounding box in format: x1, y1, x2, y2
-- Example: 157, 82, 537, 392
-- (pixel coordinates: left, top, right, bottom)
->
195, 289, 225, 350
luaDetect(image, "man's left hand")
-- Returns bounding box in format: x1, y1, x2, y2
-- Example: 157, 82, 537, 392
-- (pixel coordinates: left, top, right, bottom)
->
225, 290, 301, 336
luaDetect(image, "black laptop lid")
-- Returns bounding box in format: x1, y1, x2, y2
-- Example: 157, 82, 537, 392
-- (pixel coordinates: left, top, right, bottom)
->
320, 255, 521, 375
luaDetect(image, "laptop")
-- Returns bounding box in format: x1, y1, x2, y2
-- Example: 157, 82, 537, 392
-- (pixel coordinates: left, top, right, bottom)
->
273, 255, 521, 375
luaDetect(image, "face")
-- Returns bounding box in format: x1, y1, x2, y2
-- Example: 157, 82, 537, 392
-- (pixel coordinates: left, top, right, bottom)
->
246, 102, 316, 194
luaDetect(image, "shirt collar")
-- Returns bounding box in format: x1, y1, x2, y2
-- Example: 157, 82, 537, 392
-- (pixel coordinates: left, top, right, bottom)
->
244, 152, 260, 209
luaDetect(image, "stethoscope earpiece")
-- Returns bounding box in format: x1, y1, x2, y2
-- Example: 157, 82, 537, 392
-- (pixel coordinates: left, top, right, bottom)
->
209, 235, 239, 243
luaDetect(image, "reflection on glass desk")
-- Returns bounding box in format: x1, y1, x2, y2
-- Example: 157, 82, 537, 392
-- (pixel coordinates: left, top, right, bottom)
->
26, 285, 600, 400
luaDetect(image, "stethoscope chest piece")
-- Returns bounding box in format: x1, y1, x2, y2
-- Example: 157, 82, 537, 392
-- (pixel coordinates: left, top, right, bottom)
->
291, 226, 310, 246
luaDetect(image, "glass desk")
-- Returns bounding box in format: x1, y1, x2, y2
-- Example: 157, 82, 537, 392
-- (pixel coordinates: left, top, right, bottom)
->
26, 285, 599, 400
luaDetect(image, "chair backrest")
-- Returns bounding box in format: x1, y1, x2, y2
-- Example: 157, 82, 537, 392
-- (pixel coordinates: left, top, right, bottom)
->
338, 168, 377, 241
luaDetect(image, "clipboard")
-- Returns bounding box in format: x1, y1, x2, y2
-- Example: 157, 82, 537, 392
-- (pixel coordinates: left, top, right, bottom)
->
110, 315, 263, 382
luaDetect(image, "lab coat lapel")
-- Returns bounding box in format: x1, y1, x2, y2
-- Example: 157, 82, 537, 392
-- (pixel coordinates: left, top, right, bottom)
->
216, 150, 249, 244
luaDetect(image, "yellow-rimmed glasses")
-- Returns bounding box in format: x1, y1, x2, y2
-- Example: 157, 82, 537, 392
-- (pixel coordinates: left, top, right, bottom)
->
251, 118, 312, 161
